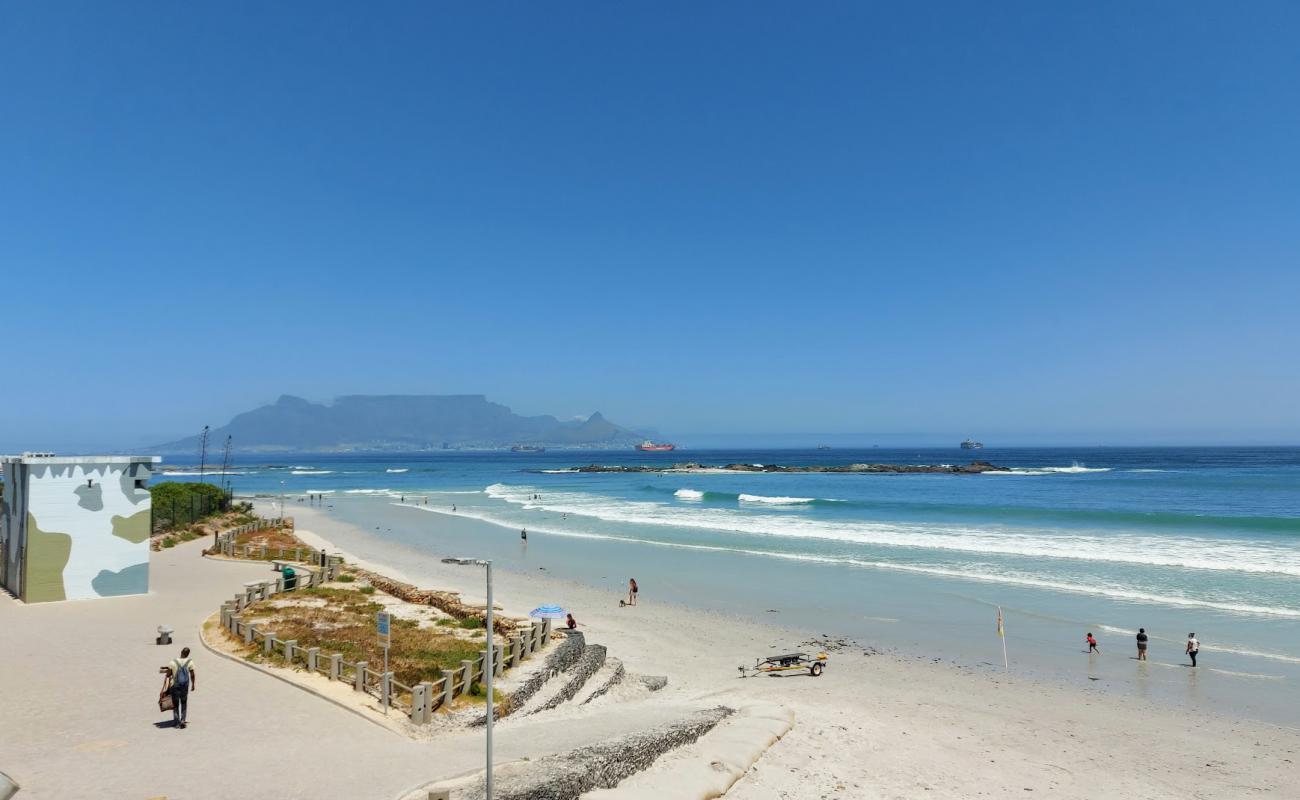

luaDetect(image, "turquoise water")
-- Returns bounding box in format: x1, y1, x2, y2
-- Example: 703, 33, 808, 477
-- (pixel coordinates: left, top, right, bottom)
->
167, 447, 1300, 725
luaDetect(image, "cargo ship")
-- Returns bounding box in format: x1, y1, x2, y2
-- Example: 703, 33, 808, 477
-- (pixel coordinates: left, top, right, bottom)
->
511, 444, 546, 453
960, 438, 983, 450
635, 440, 676, 452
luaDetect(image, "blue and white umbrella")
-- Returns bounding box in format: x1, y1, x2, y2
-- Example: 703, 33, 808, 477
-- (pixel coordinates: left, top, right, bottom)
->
530, 605, 567, 619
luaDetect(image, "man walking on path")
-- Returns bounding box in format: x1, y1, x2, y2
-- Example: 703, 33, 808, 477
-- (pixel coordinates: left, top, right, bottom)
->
1186, 633, 1200, 667
162, 647, 197, 728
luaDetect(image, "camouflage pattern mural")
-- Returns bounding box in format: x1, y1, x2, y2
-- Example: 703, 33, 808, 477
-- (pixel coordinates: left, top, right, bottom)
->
1, 456, 156, 603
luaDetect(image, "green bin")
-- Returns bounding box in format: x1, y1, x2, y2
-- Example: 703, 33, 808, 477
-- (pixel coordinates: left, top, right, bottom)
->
282, 566, 297, 590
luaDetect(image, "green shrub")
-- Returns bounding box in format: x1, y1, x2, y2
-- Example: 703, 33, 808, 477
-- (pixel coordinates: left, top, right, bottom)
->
359, 586, 375, 595
336, 574, 355, 583
458, 617, 482, 630
162, 537, 176, 548
436, 619, 455, 627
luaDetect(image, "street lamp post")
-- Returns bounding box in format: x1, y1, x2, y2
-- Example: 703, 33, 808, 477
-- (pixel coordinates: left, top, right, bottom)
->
442, 557, 494, 799
279, 480, 285, 521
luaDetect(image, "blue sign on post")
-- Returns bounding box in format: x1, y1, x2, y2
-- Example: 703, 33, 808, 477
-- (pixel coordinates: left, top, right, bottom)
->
377, 611, 391, 638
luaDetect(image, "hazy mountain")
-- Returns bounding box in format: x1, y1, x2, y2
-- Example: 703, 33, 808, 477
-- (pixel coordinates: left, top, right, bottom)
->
153, 394, 643, 452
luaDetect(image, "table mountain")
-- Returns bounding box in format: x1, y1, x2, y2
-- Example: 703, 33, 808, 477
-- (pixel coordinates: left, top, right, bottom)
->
154, 395, 642, 452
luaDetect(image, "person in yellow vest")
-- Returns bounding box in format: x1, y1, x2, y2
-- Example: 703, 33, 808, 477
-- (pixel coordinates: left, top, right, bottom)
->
161, 647, 197, 728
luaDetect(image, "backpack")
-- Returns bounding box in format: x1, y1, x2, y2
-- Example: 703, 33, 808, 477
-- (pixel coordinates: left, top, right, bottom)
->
172, 658, 191, 690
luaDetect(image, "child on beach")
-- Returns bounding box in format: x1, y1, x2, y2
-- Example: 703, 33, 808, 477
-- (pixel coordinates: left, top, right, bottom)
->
1136, 628, 1149, 661
1086, 632, 1100, 653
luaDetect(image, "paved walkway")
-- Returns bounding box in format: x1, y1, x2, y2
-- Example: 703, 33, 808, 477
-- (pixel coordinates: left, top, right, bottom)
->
0, 538, 673, 799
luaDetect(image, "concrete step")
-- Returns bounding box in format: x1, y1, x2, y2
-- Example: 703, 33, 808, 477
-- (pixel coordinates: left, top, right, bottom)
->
580, 704, 794, 800
576, 657, 624, 706
531, 643, 607, 715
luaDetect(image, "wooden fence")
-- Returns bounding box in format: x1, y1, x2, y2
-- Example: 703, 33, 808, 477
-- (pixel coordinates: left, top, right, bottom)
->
213, 533, 552, 724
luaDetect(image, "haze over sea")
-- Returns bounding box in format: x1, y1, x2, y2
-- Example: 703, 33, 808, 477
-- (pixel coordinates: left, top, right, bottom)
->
168, 446, 1300, 726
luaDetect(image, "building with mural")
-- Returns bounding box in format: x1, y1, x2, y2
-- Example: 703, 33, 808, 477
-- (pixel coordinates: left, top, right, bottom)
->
1, 454, 159, 603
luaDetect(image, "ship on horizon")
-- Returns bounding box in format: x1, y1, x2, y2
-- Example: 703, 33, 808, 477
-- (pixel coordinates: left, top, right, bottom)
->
960, 438, 984, 449
511, 444, 546, 453
635, 440, 676, 452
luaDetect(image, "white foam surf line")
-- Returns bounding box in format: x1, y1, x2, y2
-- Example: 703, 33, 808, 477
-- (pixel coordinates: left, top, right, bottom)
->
738, 494, 815, 505
162, 470, 249, 476
482, 484, 1300, 577
388, 502, 1300, 620
386, 468, 409, 473
674, 489, 704, 500
291, 470, 334, 475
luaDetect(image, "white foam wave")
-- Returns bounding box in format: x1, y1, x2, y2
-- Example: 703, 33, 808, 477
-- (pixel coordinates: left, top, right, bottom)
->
290, 465, 314, 469
541, 469, 580, 474
458, 496, 1300, 620
738, 494, 815, 505
481, 484, 1300, 577
161, 470, 247, 476
303, 489, 336, 495
386, 468, 409, 473
1041, 465, 1111, 474
674, 489, 704, 500
291, 470, 333, 475
344, 488, 398, 495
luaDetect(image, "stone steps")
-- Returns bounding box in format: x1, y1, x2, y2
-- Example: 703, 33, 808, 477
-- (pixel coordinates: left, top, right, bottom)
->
576, 657, 624, 706
531, 644, 607, 715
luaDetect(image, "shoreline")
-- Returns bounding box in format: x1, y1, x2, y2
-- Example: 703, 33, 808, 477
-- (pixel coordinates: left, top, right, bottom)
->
268, 500, 1300, 798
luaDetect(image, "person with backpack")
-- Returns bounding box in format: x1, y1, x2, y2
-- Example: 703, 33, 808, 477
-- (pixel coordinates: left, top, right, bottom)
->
161, 647, 197, 728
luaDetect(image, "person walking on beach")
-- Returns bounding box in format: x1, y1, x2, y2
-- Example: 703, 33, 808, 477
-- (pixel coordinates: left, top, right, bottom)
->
1136, 628, 1149, 661
1086, 632, 1100, 653
521, 529, 527, 541
1186, 633, 1200, 667
161, 647, 196, 728
627, 578, 638, 606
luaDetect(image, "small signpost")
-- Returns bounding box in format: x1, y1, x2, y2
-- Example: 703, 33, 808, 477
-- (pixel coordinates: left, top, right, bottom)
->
377, 611, 392, 714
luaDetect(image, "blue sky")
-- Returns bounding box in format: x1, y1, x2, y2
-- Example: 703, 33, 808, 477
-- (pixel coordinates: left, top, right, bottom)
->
2, 2, 1298, 449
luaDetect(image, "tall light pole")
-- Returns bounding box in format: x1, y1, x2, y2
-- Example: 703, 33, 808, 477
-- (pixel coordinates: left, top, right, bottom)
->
442, 557, 493, 799
279, 480, 285, 521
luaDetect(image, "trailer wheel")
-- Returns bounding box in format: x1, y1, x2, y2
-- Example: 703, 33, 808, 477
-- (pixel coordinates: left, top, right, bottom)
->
810, 662, 824, 677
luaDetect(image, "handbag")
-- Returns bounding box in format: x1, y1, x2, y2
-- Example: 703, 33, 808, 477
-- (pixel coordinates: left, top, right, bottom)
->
159, 692, 175, 712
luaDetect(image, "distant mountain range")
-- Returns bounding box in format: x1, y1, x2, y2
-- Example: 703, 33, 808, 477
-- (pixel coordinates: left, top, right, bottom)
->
153, 394, 643, 453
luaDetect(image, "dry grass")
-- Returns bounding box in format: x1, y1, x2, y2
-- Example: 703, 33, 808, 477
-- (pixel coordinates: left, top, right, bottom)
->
227, 525, 313, 560
233, 585, 488, 689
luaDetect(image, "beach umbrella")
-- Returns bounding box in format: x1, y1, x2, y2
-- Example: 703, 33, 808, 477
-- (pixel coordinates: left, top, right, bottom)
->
529, 605, 567, 619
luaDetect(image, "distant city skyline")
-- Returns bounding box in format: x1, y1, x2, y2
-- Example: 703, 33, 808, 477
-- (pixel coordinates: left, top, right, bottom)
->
2, 3, 1298, 450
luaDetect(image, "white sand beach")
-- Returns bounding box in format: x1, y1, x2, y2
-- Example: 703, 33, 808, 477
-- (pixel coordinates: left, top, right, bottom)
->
284, 503, 1300, 799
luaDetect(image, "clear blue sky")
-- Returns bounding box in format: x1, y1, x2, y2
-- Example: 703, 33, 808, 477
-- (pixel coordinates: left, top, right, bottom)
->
3, 2, 1298, 450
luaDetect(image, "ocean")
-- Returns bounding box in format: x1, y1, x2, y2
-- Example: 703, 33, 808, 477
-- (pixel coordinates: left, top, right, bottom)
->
163, 446, 1300, 726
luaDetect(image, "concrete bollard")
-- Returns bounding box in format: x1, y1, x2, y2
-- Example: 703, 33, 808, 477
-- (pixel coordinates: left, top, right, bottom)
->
295, 548, 301, 561
494, 644, 504, 678
542, 617, 552, 638
531, 621, 544, 654
381, 671, 393, 708
245, 623, 256, 646
440, 670, 456, 707
234, 593, 245, 612
329, 654, 342, 681
264, 635, 275, 656
460, 660, 475, 694
355, 661, 368, 692
275, 577, 285, 593
307, 647, 320, 672
511, 636, 522, 665
228, 613, 240, 635
220, 608, 230, 628
410, 682, 430, 724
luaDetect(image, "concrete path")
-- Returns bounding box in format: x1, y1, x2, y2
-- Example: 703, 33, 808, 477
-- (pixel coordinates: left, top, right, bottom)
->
0, 538, 675, 800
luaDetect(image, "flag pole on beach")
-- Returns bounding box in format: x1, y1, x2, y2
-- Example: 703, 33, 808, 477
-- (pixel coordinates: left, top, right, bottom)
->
997, 605, 1008, 672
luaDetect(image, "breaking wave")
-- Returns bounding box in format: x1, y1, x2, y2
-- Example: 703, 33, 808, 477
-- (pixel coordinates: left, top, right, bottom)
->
738, 493, 816, 505
291, 469, 333, 475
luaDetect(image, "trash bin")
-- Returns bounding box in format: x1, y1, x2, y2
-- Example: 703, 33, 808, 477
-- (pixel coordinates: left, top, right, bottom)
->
282, 566, 296, 590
